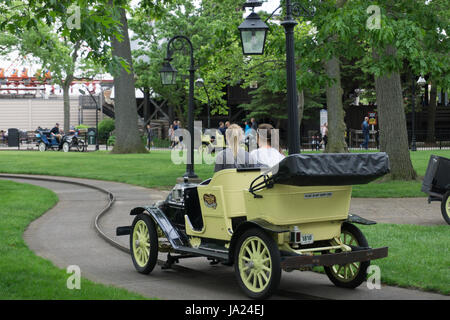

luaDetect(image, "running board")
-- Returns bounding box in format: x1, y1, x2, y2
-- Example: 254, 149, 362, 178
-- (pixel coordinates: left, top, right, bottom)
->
174, 246, 229, 261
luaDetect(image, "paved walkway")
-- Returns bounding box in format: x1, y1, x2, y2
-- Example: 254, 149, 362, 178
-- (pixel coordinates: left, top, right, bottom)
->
350, 198, 445, 226
0, 174, 447, 300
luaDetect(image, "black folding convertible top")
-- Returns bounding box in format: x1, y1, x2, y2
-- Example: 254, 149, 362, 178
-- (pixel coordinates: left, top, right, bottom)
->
265, 152, 390, 187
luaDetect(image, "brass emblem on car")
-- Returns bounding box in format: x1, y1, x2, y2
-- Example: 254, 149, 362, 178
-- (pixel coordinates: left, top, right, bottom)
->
203, 194, 217, 209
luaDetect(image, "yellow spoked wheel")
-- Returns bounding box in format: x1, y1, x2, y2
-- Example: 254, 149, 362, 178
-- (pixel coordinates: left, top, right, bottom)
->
199, 143, 210, 154
234, 229, 281, 299
324, 222, 370, 288
441, 192, 450, 225
130, 214, 158, 274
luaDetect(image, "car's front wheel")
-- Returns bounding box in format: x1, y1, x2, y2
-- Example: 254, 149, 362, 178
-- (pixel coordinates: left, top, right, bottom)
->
130, 214, 158, 274
199, 143, 210, 154
324, 222, 370, 288
62, 142, 70, 152
441, 191, 450, 225
38, 142, 46, 152
234, 228, 281, 299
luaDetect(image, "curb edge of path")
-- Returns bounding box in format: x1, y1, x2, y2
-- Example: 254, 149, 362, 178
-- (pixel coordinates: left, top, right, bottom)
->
0, 173, 130, 254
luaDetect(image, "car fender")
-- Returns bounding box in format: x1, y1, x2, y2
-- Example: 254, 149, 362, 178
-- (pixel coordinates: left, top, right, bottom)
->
227, 219, 289, 264
346, 214, 377, 225
130, 206, 186, 248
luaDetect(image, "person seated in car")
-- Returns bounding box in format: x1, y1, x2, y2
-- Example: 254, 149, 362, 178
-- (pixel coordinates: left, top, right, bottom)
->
250, 123, 285, 168
50, 123, 62, 143
214, 124, 253, 172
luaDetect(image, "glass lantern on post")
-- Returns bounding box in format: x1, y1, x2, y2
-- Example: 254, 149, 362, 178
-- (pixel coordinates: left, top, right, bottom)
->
159, 60, 177, 85
238, 1, 269, 55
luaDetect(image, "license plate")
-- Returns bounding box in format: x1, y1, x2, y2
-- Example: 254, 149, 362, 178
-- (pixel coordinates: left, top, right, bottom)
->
301, 233, 314, 245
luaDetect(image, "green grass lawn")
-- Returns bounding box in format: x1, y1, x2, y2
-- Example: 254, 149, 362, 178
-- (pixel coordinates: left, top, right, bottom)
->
313, 223, 450, 295
0, 180, 147, 299
0, 149, 449, 197
358, 223, 450, 295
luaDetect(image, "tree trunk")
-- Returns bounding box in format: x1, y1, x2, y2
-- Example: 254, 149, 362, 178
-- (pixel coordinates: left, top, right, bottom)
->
110, 5, 146, 154
323, 0, 348, 154
61, 41, 79, 133
324, 56, 348, 153
62, 81, 71, 132
374, 48, 416, 180
426, 84, 437, 143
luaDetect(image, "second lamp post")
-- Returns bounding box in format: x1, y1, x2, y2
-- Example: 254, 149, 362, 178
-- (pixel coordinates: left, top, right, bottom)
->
159, 35, 198, 179
239, 0, 308, 155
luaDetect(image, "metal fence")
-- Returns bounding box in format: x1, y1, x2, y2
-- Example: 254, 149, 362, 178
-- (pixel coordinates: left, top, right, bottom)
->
300, 129, 450, 151
407, 129, 450, 150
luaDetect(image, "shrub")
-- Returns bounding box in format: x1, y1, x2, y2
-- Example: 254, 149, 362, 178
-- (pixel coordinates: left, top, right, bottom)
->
98, 118, 115, 142
107, 135, 116, 146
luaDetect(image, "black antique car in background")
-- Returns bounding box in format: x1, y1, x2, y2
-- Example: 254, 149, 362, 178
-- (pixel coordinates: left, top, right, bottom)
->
422, 155, 450, 224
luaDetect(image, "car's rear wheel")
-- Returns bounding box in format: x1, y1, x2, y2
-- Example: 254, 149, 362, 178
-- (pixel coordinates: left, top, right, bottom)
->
441, 191, 450, 225
38, 142, 46, 152
62, 142, 70, 152
324, 222, 370, 288
130, 214, 158, 274
234, 228, 281, 299
76, 141, 85, 152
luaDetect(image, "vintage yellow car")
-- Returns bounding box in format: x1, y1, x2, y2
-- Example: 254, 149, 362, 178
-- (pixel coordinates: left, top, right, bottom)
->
199, 130, 226, 154
117, 153, 390, 299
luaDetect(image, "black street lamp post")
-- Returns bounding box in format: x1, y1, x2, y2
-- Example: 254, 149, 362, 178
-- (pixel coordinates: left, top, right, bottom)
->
411, 78, 417, 152
411, 76, 426, 152
159, 35, 198, 179
239, 0, 312, 155
195, 78, 211, 129
281, 1, 300, 155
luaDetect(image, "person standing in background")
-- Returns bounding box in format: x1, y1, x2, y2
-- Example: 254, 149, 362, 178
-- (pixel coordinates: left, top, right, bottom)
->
244, 121, 251, 135
177, 121, 184, 147
320, 123, 328, 149
361, 117, 369, 150
168, 124, 175, 149
146, 123, 154, 150
218, 122, 226, 135
250, 117, 258, 131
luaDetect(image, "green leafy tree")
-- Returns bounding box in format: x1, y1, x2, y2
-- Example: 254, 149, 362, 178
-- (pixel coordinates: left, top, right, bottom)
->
0, 0, 173, 153
130, 0, 248, 126
0, 11, 99, 132
352, 0, 449, 180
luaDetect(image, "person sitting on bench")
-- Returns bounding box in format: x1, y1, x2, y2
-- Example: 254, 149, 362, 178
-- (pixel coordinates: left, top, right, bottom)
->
50, 123, 62, 143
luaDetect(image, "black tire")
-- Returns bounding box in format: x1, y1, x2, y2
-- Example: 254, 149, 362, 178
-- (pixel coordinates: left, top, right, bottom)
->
130, 214, 158, 274
441, 191, 450, 225
76, 142, 85, 152
234, 228, 281, 299
324, 222, 370, 289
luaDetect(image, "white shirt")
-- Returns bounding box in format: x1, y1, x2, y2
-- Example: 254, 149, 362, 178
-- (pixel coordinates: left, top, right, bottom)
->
250, 147, 285, 168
